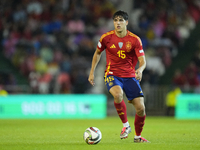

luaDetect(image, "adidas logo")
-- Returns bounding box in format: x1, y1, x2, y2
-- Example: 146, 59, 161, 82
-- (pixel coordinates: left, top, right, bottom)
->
118, 112, 124, 115
110, 44, 116, 48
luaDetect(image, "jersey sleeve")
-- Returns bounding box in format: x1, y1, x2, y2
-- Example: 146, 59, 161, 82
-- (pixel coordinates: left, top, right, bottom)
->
134, 37, 145, 57
97, 35, 106, 52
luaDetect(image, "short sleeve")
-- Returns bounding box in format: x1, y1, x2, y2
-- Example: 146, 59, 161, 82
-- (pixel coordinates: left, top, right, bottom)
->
97, 36, 106, 52
134, 37, 144, 57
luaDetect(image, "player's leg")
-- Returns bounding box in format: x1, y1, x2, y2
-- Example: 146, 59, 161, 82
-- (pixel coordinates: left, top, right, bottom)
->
123, 77, 149, 142
104, 75, 131, 139
109, 85, 131, 139
130, 97, 149, 142
109, 85, 127, 123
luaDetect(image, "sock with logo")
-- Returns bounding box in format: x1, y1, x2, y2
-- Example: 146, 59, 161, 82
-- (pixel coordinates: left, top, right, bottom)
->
114, 100, 128, 123
134, 114, 146, 136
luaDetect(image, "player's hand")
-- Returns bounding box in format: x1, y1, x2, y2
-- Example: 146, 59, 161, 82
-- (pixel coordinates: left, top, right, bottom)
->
135, 69, 142, 82
88, 74, 95, 86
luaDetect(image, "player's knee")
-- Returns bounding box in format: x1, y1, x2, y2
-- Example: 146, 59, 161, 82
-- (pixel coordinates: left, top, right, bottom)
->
113, 93, 123, 103
136, 106, 145, 116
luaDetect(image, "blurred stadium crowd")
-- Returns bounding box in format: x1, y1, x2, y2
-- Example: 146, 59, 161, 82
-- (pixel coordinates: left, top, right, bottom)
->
132, 0, 200, 89
0, 0, 200, 94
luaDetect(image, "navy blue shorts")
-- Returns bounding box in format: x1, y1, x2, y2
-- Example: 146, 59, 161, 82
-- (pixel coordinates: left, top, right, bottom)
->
104, 75, 144, 101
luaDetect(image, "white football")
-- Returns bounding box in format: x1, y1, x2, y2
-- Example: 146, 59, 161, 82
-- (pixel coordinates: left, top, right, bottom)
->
83, 127, 102, 145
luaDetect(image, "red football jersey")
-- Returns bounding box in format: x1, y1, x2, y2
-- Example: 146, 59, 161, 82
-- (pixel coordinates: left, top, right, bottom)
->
97, 30, 145, 77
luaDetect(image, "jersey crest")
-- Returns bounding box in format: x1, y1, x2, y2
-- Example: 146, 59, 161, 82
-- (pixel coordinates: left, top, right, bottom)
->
126, 41, 132, 52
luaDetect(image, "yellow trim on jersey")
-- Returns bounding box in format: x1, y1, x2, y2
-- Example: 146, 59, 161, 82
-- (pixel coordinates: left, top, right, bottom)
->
104, 62, 111, 83
100, 30, 115, 42
128, 32, 142, 46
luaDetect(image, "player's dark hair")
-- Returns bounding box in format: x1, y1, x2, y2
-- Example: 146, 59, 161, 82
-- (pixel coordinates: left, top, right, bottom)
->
112, 10, 128, 21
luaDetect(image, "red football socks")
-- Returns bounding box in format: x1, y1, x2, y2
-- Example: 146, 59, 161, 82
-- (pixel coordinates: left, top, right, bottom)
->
114, 100, 128, 123
134, 114, 146, 136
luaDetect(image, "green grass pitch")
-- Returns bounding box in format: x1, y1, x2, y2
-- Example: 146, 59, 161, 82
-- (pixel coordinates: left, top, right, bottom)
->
0, 117, 200, 150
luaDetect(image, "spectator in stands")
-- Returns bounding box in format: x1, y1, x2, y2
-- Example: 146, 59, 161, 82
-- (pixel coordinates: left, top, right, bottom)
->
1, 0, 200, 94
184, 61, 200, 92
173, 69, 187, 87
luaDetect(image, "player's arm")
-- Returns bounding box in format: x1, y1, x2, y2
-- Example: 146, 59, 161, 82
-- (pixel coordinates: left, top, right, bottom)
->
135, 55, 146, 82
88, 48, 102, 86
